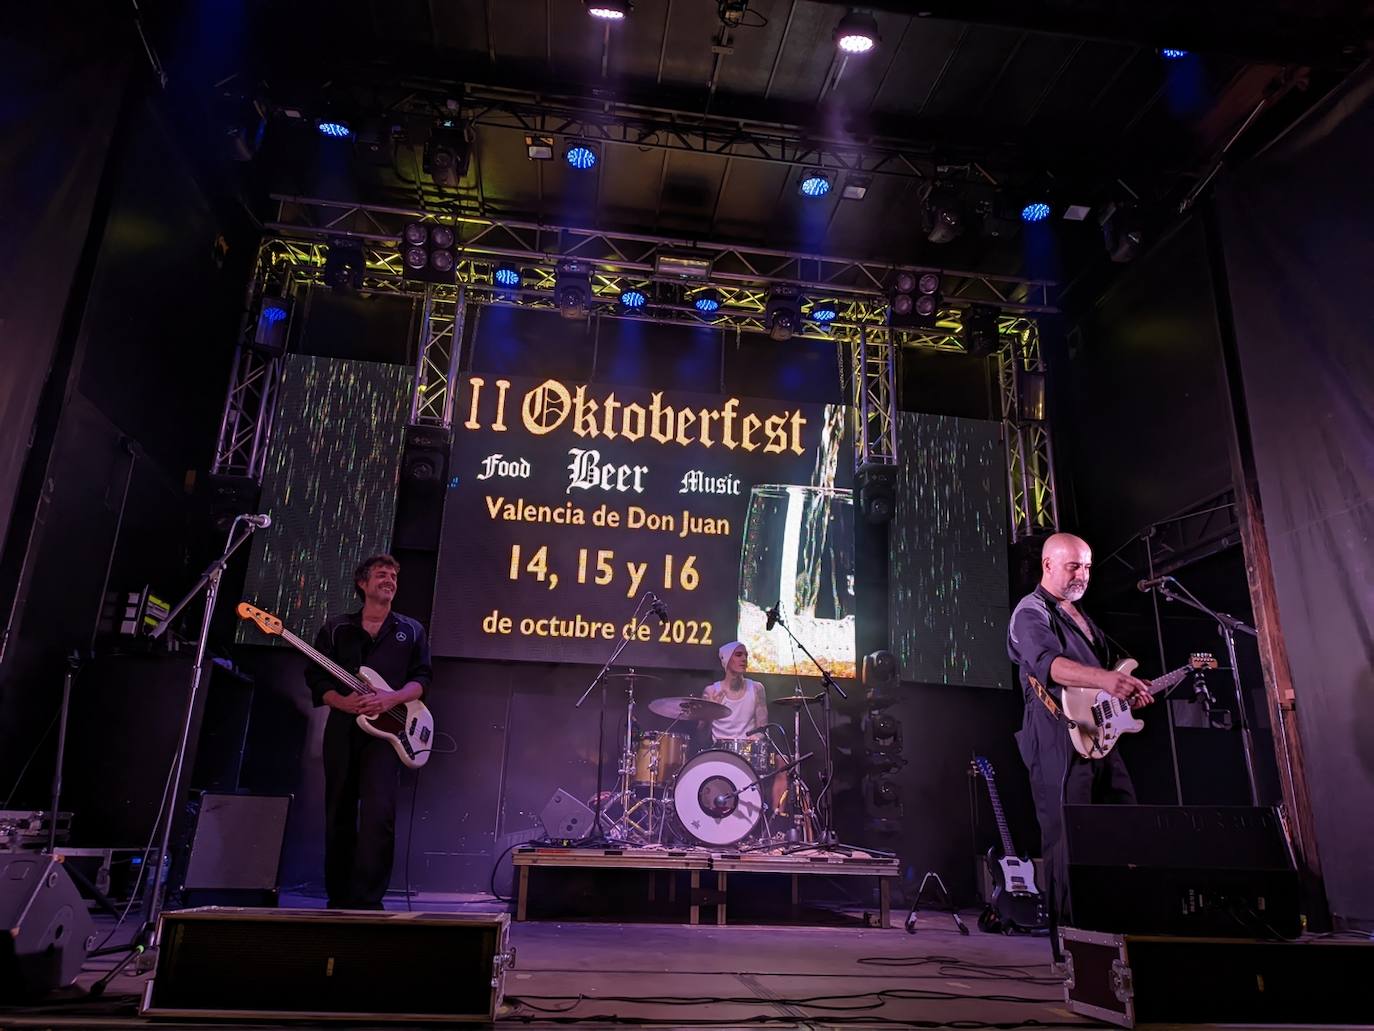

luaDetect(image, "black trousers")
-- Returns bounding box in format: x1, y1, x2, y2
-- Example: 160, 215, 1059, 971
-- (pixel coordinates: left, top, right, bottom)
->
1016, 704, 1136, 955
323, 715, 400, 909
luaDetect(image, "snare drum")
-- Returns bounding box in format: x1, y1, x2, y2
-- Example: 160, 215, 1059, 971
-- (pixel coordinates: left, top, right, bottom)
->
632, 731, 690, 787
714, 737, 779, 775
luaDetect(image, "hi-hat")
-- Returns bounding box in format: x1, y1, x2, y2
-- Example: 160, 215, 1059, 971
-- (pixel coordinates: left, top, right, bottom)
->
774, 693, 826, 707
647, 696, 730, 721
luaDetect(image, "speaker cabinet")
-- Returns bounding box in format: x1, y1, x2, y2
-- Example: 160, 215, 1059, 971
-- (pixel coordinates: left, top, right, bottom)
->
0, 855, 95, 998
180, 793, 291, 907
142, 908, 512, 1022
1065, 804, 1300, 937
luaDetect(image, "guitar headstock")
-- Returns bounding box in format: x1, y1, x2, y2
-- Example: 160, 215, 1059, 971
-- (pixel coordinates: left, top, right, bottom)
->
1189, 652, 1219, 670
237, 602, 284, 637
971, 755, 995, 782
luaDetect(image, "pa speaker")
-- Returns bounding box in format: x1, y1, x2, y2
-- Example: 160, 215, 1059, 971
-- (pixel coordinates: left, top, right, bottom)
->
180, 793, 291, 907
539, 789, 594, 841
1065, 804, 1300, 938
393, 424, 451, 551
855, 462, 898, 524
142, 908, 512, 1023
0, 855, 95, 998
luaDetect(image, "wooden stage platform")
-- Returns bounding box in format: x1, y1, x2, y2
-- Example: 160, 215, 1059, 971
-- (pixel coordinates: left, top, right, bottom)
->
512, 843, 901, 927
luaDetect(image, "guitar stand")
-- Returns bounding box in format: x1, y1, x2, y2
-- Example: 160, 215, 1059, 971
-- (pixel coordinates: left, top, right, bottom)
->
903, 871, 969, 935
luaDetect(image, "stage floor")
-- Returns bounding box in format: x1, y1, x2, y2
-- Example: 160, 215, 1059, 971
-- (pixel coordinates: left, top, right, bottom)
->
5, 895, 1365, 1029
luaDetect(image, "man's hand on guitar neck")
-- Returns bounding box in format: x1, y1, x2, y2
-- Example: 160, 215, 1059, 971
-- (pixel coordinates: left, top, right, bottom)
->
1104, 669, 1154, 709
1049, 657, 1153, 707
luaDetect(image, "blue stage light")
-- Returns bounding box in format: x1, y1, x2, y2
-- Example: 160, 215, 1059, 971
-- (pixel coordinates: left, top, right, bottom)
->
494, 263, 521, 288
565, 144, 597, 170
799, 171, 832, 198
1160, 48, 1190, 60
318, 121, 351, 139
810, 300, 839, 323
694, 289, 721, 313
1021, 201, 1052, 223
620, 288, 647, 309
260, 303, 288, 324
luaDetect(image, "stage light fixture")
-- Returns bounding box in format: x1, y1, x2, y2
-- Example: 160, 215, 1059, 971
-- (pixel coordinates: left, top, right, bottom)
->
429, 249, 455, 274
400, 220, 457, 283
1021, 201, 1052, 223
425, 127, 470, 190
861, 649, 898, 689
317, 120, 351, 139
841, 174, 871, 201
324, 240, 365, 293
765, 285, 801, 341
655, 249, 714, 280
809, 299, 839, 323
525, 135, 554, 160
924, 184, 964, 244
1159, 48, 1190, 59
718, 0, 749, 27
1063, 203, 1093, 222
693, 288, 722, 314
1100, 201, 1144, 263
798, 169, 832, 198
556, 259, 592, 320
914, 271, 941, 317
962, 305, 1001, 357
855, 462, 897, 524
253, 293, 292, 354
565, 143, 598, 170
834, 9, 879, 54
619, 288, 647, 310
890, 269, 940, 326
493, 262, 521, 288
584, 0, 631, 19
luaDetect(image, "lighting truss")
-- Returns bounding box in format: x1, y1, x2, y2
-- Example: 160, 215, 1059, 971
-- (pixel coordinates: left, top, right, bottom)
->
411, 285, 466, 427
998, 322, 1060, 542
266, 195, 1056, 314
851, 325, 898, 471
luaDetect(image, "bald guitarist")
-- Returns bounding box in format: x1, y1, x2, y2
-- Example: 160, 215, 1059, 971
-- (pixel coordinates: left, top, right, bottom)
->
1008, 533, 1152, 960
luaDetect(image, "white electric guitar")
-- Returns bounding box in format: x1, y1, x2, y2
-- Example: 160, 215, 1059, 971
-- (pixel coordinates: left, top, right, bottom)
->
1052, 653, 1218, 758
237, 602, 435, 769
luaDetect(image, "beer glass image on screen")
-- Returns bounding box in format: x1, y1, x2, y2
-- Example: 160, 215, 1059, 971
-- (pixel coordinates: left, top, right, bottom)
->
737, 485, 856, 677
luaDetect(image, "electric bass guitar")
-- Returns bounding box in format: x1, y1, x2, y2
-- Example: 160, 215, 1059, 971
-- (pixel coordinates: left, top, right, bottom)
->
237, 602, 435, 769
971, 756, 1046, 933
1049, 653, 1218, 759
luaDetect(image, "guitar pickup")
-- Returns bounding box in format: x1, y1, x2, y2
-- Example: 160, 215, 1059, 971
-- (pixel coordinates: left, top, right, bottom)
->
419, 726, 431, 745
409, 717, 418, 735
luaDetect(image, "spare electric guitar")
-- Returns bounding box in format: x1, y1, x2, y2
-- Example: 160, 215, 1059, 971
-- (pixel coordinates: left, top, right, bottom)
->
971, 756, 1046, 933
237, 602, 435, 769
1051, 653, 1218, 759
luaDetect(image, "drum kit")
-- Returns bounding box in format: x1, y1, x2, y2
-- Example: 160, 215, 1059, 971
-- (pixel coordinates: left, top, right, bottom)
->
590, 671, 822, 850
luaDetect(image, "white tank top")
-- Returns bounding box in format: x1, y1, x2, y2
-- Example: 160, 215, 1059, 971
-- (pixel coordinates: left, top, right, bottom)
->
705, 679, 763, 740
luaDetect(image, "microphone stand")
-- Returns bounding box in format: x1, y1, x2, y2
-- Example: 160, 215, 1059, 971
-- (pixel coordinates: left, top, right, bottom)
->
128, 515, 262, 966
574, 594, 652, 847
768, 610, 874, 856
1152, 577, 1261, 805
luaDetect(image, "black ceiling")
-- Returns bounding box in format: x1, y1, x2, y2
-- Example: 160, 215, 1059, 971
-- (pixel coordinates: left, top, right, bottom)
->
171, 0, 1374, 292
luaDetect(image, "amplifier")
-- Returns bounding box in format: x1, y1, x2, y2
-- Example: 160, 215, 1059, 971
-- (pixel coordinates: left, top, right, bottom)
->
1061, 926, 1374, 1027
1065, 804, 1300, 937
142, 908, 513, 1022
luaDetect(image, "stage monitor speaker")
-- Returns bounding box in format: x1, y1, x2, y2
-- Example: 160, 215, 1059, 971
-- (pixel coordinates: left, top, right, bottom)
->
141, 908, 513, 1023
1064, 804, 1300, 938
0, 855, 96, 998
180, 792, 291, 907
539, 788, 594, 840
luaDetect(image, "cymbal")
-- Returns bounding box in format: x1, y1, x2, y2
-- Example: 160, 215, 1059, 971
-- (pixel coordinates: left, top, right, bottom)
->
774, 693, 826, 707
604, 671, 663, 683
647, 696, 730, 721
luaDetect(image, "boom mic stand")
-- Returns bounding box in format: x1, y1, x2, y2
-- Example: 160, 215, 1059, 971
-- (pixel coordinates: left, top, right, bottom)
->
126, 515, 264, 967
768, 608, 881, 857
574, 593, 653, 847
1149, 576, 1261, 805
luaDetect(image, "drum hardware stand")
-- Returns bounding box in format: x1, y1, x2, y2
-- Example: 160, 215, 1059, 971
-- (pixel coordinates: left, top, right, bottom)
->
574, 594, 656, 847
903, 872, 969, 935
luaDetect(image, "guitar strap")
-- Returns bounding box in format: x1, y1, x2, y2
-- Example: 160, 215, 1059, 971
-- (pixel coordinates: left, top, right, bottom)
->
1028, 674, 1078, 730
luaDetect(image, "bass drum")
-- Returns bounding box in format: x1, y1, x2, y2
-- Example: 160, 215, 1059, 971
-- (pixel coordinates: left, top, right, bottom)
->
671, 749, 764, 847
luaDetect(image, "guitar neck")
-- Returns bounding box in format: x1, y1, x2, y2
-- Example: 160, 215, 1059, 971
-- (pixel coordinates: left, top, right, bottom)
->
278, 627, 371, 695
1147, 663, 1198, 698
982, 775, 1018, 857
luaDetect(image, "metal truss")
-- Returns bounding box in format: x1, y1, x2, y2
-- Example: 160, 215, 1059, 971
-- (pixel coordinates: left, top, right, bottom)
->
998, 321, 1060, 543
267, 195, 1056, 314
851, 325, 898, 470
211, 242, 290, 480
410, 285, 466, 428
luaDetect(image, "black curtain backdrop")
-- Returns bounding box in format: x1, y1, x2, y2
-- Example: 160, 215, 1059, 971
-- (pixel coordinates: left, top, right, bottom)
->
1217, 63, 1374, 927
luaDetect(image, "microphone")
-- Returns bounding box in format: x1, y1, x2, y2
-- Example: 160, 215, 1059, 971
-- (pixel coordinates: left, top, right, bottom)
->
1136, 575, 1170, 592
746, 722, 786, 737
765, 601, 781, 631
240, 513, 272, 529
648, 594, 669, 623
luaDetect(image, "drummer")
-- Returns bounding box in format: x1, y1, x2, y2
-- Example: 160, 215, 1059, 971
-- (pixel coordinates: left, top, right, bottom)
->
704, 641, 784, 812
